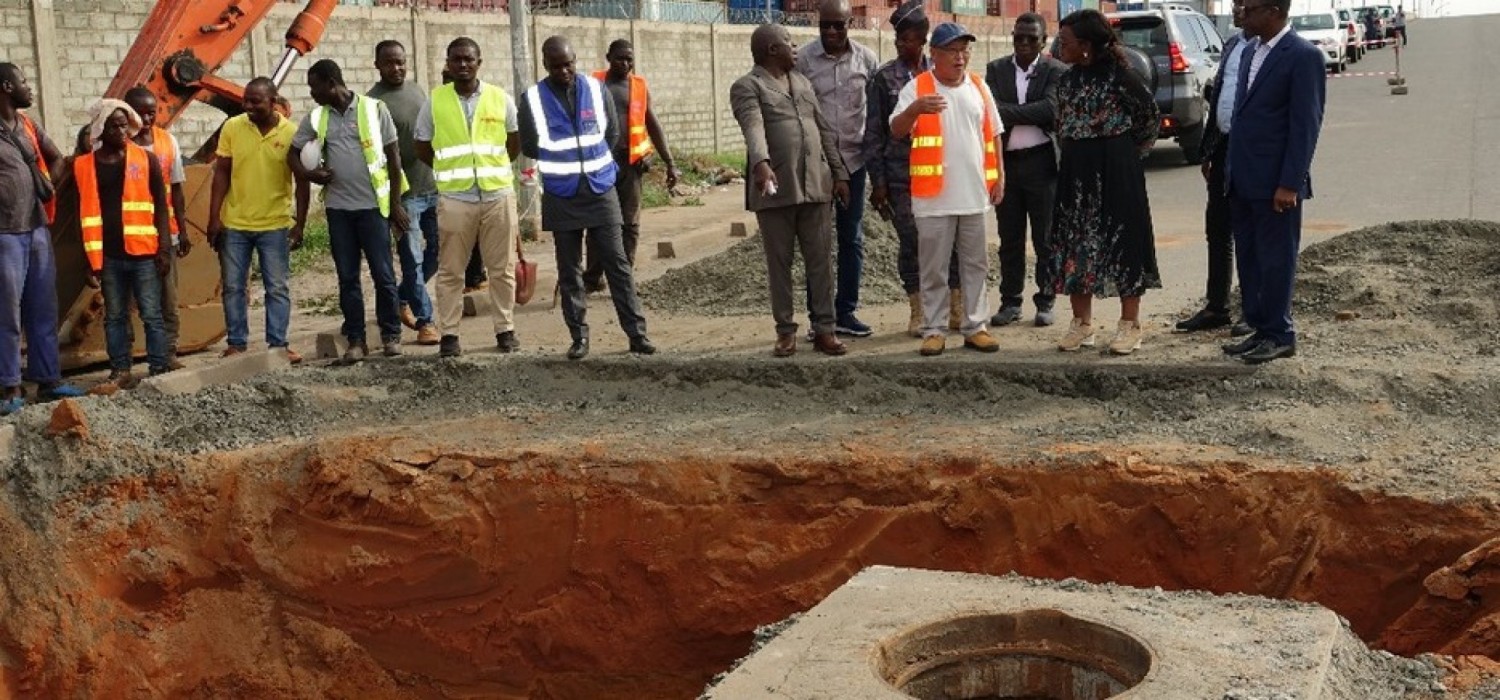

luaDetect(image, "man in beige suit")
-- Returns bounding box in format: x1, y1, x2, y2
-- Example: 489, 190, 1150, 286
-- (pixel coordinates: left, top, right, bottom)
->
731, 24, 851, 358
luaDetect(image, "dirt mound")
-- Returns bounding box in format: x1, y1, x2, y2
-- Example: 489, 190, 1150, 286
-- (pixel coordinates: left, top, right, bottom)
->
638, 212, 909, 316
1296, 219, 1500, 324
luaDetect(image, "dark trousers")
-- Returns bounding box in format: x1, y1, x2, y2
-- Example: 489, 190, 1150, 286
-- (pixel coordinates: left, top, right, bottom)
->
831, 167, 867, 318
101, 257, 168, 373
0, 227, 62, 387
1203, 141, 1235, 315
892, 184, 958, 294
996, 145, 1057, 309
465, 242, 486, 288
757, 202, 834, 336
327, 208, 401, 344
1230, 197, 1301, 346
555, 224, 647, 342
585, 160, 642, 288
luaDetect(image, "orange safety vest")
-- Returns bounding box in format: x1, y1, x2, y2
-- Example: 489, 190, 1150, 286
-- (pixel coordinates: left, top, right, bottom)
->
593, 71, 654, 163
73, 142, 159, 272
908, 71, 1000, 199
18, 113, 54, 224
143, 126, 179, 238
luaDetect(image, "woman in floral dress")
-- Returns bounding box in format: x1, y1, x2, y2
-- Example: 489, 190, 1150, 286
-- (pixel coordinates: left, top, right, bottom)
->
1048, 9, 1161, 355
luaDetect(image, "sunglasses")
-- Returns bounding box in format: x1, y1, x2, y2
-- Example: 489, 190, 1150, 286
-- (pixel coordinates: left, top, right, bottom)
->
819, 19, 849, 30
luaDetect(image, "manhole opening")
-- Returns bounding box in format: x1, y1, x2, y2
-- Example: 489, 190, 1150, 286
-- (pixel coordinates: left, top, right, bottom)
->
876, 610, 1151, 700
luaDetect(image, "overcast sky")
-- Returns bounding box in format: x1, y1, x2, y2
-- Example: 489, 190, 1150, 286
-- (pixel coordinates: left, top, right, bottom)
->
1435, 0, 1497, 16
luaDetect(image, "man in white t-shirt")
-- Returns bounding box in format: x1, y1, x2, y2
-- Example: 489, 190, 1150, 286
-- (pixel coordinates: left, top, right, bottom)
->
890, 22, 1005, 356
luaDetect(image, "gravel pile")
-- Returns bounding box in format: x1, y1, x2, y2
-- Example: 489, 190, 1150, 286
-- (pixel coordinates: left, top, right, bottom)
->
638, 211, 910, 315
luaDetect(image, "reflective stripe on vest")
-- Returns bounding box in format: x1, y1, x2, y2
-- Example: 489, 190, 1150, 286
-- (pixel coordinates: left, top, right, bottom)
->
145, 127, 179, 240
525, 75, 618, 198
430, 83, 514, 193
592, 71, 654, 163
19, 113, 54, 224
312, 95, 408, 216
909, 71, 1000, 199
73, 142, 158, 272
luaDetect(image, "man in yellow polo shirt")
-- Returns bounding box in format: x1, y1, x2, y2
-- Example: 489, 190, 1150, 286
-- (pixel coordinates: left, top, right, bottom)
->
207, 77, 308, 363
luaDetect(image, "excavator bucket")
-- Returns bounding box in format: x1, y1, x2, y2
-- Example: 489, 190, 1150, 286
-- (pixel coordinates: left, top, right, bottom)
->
53, 162, 225, 370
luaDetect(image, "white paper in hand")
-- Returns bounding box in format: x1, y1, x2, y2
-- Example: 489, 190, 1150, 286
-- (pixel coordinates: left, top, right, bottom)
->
299, 141, 323, 172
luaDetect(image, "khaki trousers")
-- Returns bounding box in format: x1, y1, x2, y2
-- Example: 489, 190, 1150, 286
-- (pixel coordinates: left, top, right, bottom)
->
436, 195, 517, 335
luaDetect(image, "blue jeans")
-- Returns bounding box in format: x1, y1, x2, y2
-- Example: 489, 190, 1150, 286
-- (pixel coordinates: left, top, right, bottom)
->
219, 228, 291, 349
804, 167, 867, 321
0, 227, 62, 387
101, 257, 168, 372
327, 208, 401, 343
397, 193, 438, 327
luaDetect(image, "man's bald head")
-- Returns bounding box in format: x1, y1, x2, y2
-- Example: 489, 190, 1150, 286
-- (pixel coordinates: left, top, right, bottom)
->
751, 23, 792, 65
818, 0, 851, 19
541, 35, 578, 86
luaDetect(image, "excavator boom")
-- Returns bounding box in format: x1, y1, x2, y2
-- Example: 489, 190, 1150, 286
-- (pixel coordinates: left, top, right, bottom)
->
53, 0, 336, 370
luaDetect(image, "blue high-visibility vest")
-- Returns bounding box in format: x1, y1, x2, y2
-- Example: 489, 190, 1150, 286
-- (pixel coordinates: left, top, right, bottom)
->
525, 75, 618, 198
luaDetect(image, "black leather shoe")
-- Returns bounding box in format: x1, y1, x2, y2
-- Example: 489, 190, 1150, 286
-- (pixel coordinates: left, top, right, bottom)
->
1240, 340, 1297, 364
1175, 308, 1232, 332
629, 336, 657, 355
1230, 322, 1254, 337
496, 330, 520, 353
567, 339, 590, 360
439, 334, 462, 358
1223, 334, 1263, 356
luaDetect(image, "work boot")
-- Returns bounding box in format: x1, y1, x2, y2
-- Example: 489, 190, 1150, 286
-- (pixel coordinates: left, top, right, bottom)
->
629, 336, 657, 355
919, 334, 945, 356
382, 338, 403, 358
812, 333, 847, 356
416, 324, 440, 346
773, 333, 796, 358
948, 289, 963, 331
106, 369, 138, 391
167, 348, 186, 371
399, 305, 418, 331
964, 330, 1000, 353
439, 334, 462, 358
341, 340, 369, 365
567, 338, 590, 360
221, 346, 246, 359
907, 293, 923, 338
496, 331, 520, 353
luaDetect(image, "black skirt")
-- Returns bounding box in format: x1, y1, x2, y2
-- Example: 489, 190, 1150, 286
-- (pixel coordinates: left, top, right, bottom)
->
1046, 134, 1161, 298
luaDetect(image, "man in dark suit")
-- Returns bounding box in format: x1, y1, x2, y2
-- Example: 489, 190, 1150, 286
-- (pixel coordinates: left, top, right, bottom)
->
1223, 0, 1326, 364
731, 23, 851, 358
984, 12, 1066, 328
1178, 0, 1252, 336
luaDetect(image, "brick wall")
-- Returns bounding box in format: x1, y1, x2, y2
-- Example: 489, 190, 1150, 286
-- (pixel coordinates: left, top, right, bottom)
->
7, 1, 1018, 158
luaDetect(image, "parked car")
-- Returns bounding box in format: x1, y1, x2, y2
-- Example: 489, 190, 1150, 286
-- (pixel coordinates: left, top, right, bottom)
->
1355, 6, 1387, 48
1336, 7, 1364, 63
1104, 4, 1223, 164
1292, 12, 1347, 74
1378, 4, 1399, 38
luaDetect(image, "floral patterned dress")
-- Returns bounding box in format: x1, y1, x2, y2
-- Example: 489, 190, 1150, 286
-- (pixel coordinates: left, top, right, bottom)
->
1046, 59, 1162, 299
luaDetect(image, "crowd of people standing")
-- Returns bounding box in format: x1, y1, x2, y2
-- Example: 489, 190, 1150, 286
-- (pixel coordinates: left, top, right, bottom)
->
0, 0, 1325, 413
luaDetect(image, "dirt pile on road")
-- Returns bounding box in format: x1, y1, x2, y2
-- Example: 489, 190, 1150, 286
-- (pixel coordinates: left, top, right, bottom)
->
638, 212, 909, 315
1297, 219, 1500, 326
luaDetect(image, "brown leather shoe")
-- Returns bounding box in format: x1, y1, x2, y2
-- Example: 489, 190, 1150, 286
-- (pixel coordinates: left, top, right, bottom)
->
813, 333, 847, 356
399, 305, 419, 330
773, 333, 796, 357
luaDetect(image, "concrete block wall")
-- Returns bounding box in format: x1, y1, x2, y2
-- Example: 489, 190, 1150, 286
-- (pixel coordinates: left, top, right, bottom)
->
7, 0, 1018, 159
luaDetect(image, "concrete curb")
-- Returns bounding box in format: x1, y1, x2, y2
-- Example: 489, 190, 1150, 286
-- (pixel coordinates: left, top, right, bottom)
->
139, 349, 293, 396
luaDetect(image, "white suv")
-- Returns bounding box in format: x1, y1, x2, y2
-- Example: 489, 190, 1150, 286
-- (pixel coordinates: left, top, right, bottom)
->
1292, 12, 1348, 74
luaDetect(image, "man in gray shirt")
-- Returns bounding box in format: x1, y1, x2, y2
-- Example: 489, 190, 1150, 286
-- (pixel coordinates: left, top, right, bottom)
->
795, 0, 880, 338
369, 39, 440, 346
289, 59, 407, 362
0, 63, 84, 411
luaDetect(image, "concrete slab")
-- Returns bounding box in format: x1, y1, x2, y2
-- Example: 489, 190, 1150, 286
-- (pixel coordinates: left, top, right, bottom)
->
704, 566, 1347, 699
315, 324, 384, 359
139, 349, 292, 396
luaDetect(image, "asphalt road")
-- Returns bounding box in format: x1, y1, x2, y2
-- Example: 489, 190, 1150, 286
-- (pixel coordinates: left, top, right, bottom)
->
1136, 14, 1496, 316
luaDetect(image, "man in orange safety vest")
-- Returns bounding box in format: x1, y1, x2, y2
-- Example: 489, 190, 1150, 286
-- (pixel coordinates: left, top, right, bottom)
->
583, 38, 680, 293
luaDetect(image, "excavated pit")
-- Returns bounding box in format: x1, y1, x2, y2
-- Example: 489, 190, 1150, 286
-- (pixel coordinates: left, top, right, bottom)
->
0, 390, 1495, 698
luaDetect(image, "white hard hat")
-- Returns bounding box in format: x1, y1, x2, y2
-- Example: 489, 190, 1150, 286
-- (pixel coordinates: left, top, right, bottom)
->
299, 141, 322, 172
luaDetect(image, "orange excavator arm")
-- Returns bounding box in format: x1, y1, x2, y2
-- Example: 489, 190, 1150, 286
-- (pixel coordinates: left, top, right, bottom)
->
52, 0, 337, 370
105, 0, 337, 130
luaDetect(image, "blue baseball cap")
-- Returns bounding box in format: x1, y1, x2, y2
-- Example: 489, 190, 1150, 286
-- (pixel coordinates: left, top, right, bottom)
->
930, 22, 977, 48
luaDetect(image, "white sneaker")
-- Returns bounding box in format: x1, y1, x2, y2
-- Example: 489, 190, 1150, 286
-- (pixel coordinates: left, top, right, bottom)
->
1058, 318, 1095, 352
1109, 319, 1144, 355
